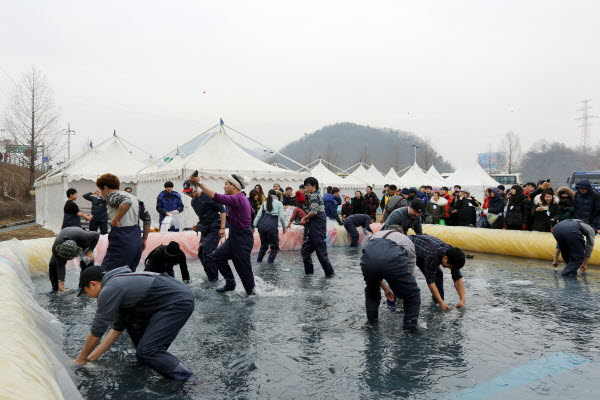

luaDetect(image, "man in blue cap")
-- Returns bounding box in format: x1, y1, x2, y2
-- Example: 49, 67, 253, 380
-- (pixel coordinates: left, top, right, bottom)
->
74, 265, 195, 381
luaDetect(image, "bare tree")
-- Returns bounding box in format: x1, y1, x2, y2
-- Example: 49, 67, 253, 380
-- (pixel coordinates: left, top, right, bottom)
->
3, 67, 61, 190
499, 131, 522, 173
323, 143, 339, 170
359, 145, 369, 165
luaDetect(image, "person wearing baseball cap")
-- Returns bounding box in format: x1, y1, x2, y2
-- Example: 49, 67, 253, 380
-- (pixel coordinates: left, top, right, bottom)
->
187, 173, 256, 295
182, 179, 227, 282
74, 265, 196, 381
48, 227, 100, 293
381, 199, 425, 235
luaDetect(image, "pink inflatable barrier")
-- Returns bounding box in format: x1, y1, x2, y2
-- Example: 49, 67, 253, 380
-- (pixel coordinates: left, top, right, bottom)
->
87, 222, 384, 267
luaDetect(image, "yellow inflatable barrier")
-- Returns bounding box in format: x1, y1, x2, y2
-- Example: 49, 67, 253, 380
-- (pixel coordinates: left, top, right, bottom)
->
421, 225, 600, 266
0, 239, 82, 400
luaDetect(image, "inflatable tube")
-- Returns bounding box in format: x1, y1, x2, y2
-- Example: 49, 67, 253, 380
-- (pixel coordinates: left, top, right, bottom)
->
421, 225, 600, 265
0, 240, 83, 400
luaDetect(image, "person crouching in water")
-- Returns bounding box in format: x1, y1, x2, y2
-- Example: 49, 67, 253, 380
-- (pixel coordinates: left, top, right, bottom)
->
300, 177, 335, 277
360, 226, 421, 332
254, 189, 286, 264
343, 214, 373, 247
552, 219, 595, 276
96, 173, 147, 271
189, 174, 256, 295
74, 266, 195, 381
144, 241, 190, 282
49, 227, 100, 293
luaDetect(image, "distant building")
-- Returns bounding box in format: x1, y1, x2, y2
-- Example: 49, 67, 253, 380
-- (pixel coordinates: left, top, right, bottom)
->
478, 152, 505, 174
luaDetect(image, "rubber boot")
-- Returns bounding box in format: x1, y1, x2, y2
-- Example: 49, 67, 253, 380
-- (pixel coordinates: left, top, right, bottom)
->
216, 280, 236, 293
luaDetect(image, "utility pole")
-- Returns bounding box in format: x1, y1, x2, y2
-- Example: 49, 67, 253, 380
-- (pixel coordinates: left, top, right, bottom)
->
62, 122, 76, 160
576, 100, 597, 156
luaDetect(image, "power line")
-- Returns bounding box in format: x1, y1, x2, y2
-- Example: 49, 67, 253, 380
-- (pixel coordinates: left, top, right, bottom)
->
0, 64, 18, 87
576, 99, 598, 156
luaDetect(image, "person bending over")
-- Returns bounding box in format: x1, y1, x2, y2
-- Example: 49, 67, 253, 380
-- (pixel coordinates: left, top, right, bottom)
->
144, 241, 190, 282
409, 234, 466, 311
343, 214, 373, 247
552, 219, 595, 276
74, 266, 195, 381
360, 227, 421, 332
381, 199, 425, 234
49, 227, 100, 293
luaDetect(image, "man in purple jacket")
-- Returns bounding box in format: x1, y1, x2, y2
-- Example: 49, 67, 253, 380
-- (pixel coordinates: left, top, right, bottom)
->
189, 173, 256, 295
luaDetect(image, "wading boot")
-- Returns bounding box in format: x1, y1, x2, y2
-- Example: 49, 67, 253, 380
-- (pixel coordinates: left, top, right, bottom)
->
216, 280, 236, 293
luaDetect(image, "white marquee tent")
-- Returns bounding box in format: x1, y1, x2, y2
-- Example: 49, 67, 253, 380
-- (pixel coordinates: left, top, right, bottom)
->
308, 160, 366, 193
384, 167, 404, 186
347, 163, 386, 190
35, 135, 147, 232
398, 163, 430, 188
445, 159, 501, 199
136, 123, 307, 228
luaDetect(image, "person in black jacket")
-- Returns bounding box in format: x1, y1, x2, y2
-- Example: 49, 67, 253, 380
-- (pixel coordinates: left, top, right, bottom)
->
451, 189, 480, 227
504, 185, 531, 230
530, 190, 559, 232
144, 241, 190, 282
83, 191, 108, 234
351, 190, 368, 215
62, 188, 92, 229
341, 196, 353, 220
573, 179, 600, 226
282, 187, 296, 208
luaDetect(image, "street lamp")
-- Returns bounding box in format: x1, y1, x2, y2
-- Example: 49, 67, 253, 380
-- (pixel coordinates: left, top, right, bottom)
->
412, 145, 419, 165
62, 122, 76, 160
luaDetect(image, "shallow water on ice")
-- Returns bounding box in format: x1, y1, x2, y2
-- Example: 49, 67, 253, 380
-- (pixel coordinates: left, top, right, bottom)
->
33, 249, 600, 400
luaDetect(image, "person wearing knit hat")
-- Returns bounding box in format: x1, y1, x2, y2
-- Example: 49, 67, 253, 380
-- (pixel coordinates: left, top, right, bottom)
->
144, 241, 190, 282
188, 173, 257, 295
49, 227, 100, 293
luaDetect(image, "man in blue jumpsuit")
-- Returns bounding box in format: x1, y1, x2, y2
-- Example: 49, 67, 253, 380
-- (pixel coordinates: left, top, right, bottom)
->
300, 177, 335, 277
552, 219, 595, 276
74, 266, 195, 381
360, 228, 421, 331
343, 214, 373, 247
182, 179, 226, 282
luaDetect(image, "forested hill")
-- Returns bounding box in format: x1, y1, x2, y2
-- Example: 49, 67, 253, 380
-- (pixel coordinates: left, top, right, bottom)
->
275, 123, 454, 173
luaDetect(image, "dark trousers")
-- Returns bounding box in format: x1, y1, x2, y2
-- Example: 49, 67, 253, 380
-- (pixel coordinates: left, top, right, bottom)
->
301, 216, 335, 276
360, 238, 421, 328
89, 218, 108, 235
198, 226, 221, 280
257, 214, 280, 263
209, 226, 255, 293
125, 299, 195, 380
101, 225, 143, 271
343, 220, 360, 247
553, 220, 586, 276
49, 255, 59, 291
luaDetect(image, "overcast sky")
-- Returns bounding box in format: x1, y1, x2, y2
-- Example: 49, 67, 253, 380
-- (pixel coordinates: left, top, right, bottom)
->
1, 0, 599, 169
